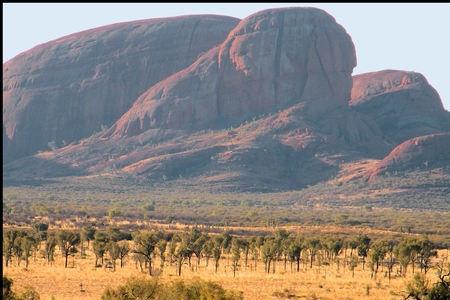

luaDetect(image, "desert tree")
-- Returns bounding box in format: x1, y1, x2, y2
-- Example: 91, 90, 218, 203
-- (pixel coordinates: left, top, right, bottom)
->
132, 231, 159, 276
327, 238, 344, 271
203, 238, 214, 267
107, 241, 121, 271
231, 238, 241, 278
307, 238, 321, 269
261, 238, 278, 273
288, 236, 304, 272
107, 226, 131, 242
191, 231, 208, 270
212, 236, 224, 273
240, 238, 250, 269
19, 234, 36, 269
32, 222, 49, 241
221, 232, 233, 254
384, 239, 397, 282
93, 231, 109, 267
167, 239, 178, 266
349, 238, 359, 257
357, 235, 371, 270
173, 235, 193, 276
116, 240, 130, 268
348, 255, 358, 278
81, 226, 96, 248
248, 237, 258, 271
3, 230, 20, 267
13, 235, 25, 266
368, 240, 387, 279
395, 239, 415, 277
56, 230, 80, 268
157, 239, 168, 270
44, 233, 57, 265
417, 238, 437, 274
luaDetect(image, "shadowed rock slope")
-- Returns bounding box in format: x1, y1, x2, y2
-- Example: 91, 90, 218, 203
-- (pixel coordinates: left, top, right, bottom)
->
367, 133, 450, 180
109, 7, 357, 138
350, 70, 450, 144
3, 15, 239, 162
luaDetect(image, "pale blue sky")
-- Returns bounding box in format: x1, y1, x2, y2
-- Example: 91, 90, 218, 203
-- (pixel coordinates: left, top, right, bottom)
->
3, 3, 450, 109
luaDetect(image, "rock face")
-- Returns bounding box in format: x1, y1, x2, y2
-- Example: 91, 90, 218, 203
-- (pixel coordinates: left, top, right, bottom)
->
110, 7, 356, 138
367, 133, 450, 179
3, 15, 239, 161
350, 70, 450, 144
3, 8, 450, 192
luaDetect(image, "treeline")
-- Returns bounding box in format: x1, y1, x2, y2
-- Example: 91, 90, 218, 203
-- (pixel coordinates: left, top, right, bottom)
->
3, 224, 448, 281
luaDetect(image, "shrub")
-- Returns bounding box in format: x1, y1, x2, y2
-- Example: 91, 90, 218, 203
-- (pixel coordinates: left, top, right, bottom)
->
102, 277, 243, 300
3, 276, 15, 300
2, 277, 40, 300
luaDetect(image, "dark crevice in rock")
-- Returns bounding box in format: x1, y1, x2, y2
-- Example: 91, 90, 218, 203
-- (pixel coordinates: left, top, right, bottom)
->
273, 12, 285, 108
187, 20, 201, 53
313, 27, 334, 95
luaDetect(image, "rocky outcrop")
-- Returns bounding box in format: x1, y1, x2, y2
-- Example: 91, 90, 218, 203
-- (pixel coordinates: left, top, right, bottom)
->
3, 8, 449, 192
3, 15, 239, 161
110, 7, 356, 138
367, 133, 450, 179
350, 70, 450, 144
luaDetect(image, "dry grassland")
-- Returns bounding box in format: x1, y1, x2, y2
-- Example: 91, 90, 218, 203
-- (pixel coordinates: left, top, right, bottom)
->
4, 247, 448, 300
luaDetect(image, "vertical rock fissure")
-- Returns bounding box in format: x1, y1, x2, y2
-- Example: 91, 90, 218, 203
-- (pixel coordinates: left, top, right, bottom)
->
296, 38, 314, 104
187, 20, 201, 53
215, 59, 223, 122
273, 12, 285, 107
313, 27, 334, 94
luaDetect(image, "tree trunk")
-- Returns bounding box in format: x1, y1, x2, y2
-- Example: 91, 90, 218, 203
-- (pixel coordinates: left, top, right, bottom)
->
148, 259, 152, 276
65, 254, 68, 268
178, 258, 182, 276
297, 257, 300, 272
273, 258, 276, 273
244, 250, 248, 269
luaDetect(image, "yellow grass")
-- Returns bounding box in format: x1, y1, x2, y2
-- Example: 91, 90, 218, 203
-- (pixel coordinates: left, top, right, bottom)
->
3, 247, 448, 300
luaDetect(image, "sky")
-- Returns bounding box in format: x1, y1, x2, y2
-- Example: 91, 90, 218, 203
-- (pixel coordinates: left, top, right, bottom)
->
3, 3, 450, 110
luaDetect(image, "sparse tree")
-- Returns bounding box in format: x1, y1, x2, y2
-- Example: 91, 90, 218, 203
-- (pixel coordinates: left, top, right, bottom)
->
133, 231, 159, 276
231, 238, 241, 277
108, 241, 120, 271
93, 231, 109, 267
44, 234, 57, 265
117, 241, 130, 268
357, 235, 371, 270
56, 230, 80, 268
157, 239, 167, 270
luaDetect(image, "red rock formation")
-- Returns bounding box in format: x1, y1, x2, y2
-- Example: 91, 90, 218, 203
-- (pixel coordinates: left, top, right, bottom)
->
3, 15, 239, 161
350, 70, 450, 144
367, 133, 450, 179
3, 9, 449, 192
111, 7, 356, 138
